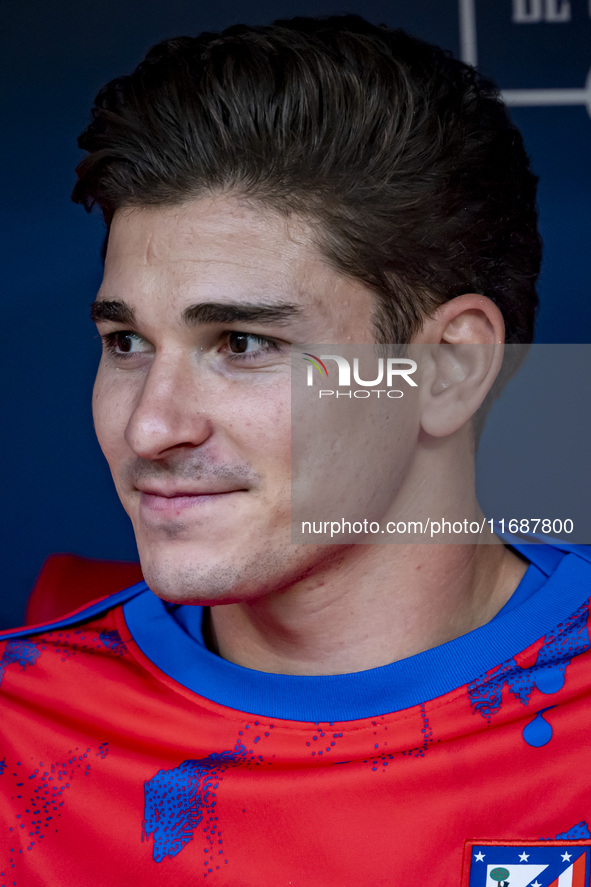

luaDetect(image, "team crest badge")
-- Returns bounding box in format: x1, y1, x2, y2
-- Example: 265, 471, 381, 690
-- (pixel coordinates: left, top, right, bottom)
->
463, 840, 591, 886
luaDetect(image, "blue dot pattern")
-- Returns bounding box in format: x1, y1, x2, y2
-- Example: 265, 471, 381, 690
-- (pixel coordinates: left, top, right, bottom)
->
401, 703, 437, 759
41, 628, 127, 662
2, 744, 109, 882
143, 741, 250, 867
468, 602, 590, 720
0, 640, 40, 686
98, 630, 126, 656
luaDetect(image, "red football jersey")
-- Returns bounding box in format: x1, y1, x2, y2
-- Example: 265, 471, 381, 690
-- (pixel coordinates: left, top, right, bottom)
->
1, 542, 591, 886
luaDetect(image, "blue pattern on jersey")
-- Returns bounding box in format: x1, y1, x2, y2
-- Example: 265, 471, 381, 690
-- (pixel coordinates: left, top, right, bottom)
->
468, 602, 590, 719
99, 630, 126, 656
0, 638, 40, 686
521, 706, 556, 747
468, 601, 590, 745
143, 741, 249, 864
557, 822, 591, 840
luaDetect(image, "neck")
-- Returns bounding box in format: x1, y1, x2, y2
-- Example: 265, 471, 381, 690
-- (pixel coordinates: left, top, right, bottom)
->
209, 430, 528, 676
208, 540, 527, 675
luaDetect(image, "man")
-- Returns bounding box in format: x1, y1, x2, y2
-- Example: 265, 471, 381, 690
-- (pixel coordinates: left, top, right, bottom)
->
2, 15, 590, 885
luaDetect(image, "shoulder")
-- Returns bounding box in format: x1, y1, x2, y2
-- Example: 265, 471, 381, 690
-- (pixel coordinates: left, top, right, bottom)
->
0, 581, 148, 644
0, 582, 151, 720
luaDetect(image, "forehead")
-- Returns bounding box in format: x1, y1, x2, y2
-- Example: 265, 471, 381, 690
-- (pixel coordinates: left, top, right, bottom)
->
100, 195, 377, 341
106, 195, 309, 275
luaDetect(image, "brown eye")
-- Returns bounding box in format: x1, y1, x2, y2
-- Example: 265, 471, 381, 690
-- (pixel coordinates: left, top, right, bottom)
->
115, 332, 134, 353
223, 332, 280, 361
228, 332, 249, 353
102, 330, 151, 357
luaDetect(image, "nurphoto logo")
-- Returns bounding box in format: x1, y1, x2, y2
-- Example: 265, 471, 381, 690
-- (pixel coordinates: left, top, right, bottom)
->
303, 352, 418, 399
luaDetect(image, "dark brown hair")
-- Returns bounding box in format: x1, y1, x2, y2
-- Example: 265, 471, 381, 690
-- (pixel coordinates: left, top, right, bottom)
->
73, 15, 541, 346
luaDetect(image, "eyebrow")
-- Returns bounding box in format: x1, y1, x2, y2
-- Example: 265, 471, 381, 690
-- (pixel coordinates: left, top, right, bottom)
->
90, 300, 135, 325
183, 302, 302, 326
90, 299, 303, 327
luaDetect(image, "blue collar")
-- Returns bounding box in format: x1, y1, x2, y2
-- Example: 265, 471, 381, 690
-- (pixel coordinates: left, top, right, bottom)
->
122, 543, 591, 721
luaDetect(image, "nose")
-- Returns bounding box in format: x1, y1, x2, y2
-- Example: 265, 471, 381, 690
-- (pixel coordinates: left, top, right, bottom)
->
124, 352, 212, 460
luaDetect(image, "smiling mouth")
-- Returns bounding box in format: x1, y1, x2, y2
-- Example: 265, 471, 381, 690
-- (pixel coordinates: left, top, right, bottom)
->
139, 489, 245, 514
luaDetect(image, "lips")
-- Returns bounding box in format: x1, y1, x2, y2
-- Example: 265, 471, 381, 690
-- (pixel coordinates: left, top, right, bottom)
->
138, 487, 246, 515
139, 486, 244, 498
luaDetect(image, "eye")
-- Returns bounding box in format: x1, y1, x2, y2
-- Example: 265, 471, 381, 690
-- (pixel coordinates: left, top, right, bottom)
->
102, 331, 151, 355
228, 332, 254, 353
226, 331, 279, 356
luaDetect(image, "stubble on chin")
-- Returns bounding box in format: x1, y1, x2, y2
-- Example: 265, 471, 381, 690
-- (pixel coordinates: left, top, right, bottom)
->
137, 540, 341, 608
137, 546, 283, 606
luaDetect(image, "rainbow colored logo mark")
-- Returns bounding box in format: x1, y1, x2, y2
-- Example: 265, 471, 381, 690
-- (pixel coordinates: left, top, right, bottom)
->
303, 353, 329, 377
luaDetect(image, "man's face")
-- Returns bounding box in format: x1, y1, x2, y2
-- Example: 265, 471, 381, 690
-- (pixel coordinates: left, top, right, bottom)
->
92, 195, 410, 605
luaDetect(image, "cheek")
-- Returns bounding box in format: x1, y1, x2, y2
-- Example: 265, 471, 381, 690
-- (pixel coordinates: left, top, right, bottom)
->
92, 368, 135, 459
226, 384, 292, 473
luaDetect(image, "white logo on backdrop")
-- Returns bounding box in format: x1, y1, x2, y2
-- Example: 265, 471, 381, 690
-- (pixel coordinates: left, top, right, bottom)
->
458, 0, 591, 116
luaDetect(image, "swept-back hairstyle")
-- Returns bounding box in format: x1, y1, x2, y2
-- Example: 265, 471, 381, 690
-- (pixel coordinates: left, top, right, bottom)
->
73, 15, 540, 346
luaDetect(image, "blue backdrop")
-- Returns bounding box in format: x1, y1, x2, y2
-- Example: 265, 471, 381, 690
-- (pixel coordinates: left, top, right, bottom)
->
1, 0, 590, 627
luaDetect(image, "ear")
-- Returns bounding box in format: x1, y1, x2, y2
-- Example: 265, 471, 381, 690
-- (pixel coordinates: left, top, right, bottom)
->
412, 294, 505, 438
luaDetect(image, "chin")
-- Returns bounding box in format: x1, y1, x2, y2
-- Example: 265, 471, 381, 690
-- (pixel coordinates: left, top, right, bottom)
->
137, 556, 235, 605
136, 536, 333, 607
137, 545, 281, 607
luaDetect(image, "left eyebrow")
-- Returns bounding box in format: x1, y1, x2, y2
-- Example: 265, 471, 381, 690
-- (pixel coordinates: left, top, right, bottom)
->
182, 301, 303, 326
90, 299, 303, 328
90, 299, 136, 325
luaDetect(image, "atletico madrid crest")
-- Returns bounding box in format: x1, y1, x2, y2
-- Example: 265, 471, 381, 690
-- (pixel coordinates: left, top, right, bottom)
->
463, 840, 591, 887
